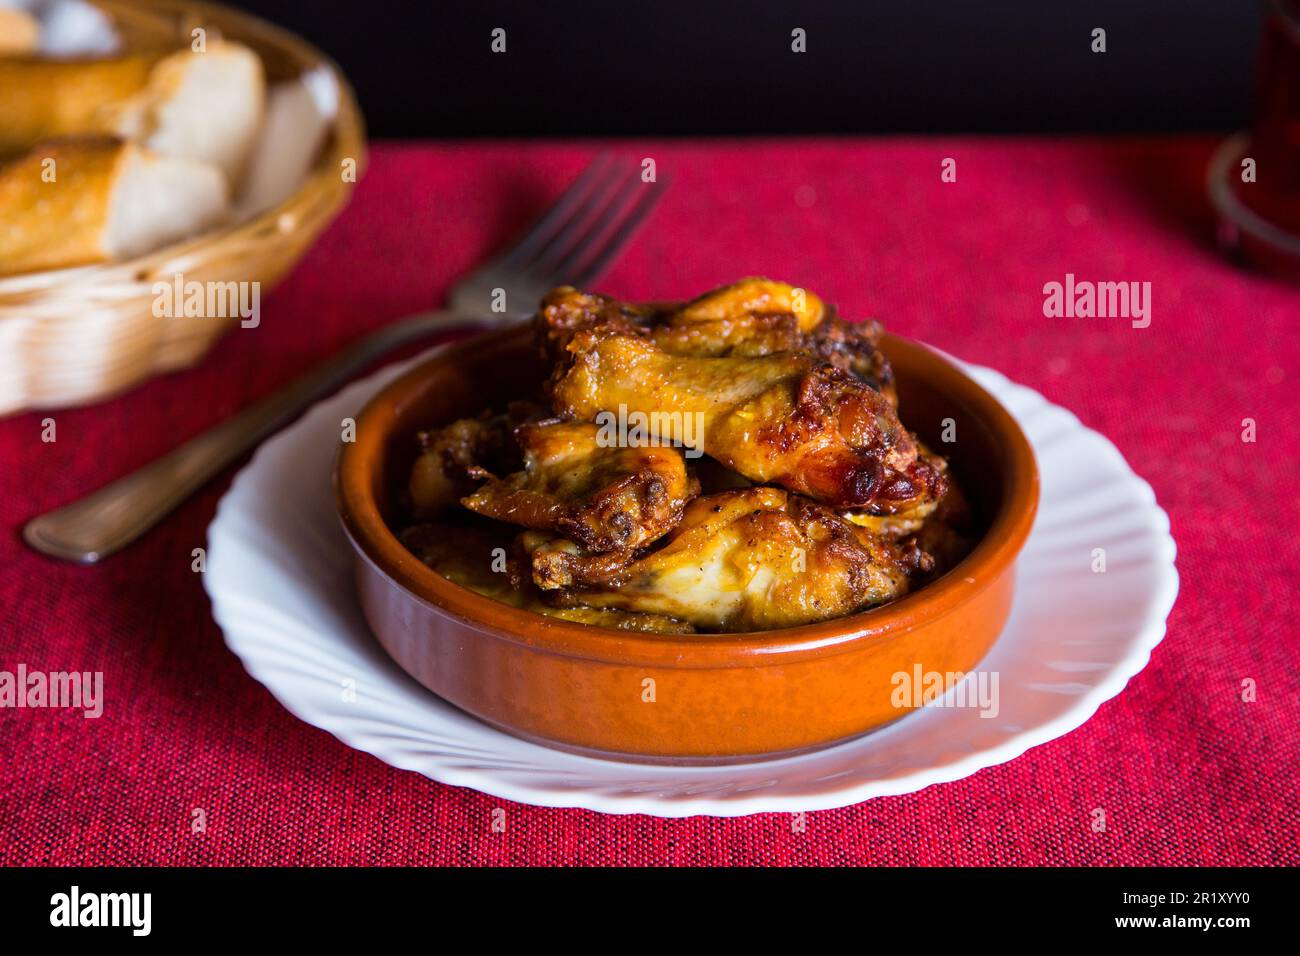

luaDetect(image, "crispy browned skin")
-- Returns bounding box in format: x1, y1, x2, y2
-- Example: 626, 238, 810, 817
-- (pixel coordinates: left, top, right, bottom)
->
462, 420, 698, 554
841, 446, 950, 537
408, 405, 542, 516
903, 465, 976, 579
536, 286, 664, 362
401, 520, 694, 633
677, 278, 825, 326
801, 315, 896, 400
842, 499, 938, 538
546, 487, 927, 632
401, 280, 969, 634
655, 280, 893, 395
551, 330, 945, 513
538, 278, 896, 401
514, 530, 638, 591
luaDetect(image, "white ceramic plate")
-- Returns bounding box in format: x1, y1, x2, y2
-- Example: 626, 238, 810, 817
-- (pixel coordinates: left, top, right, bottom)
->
206, 347, 1178, 817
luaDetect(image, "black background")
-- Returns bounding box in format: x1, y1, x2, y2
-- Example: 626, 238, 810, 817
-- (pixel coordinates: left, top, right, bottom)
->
224, 0, 1265, 137
0, 866, 1273, 941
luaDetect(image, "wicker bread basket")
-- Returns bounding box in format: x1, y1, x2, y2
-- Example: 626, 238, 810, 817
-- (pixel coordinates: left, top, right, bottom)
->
0, 0, 366, 416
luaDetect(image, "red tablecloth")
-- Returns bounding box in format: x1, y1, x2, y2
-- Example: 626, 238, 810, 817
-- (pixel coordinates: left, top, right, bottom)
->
1, 139, 1296, 866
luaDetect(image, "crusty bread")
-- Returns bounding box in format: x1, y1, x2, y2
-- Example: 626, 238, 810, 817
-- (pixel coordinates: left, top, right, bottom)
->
0, 53, 162, 157
106, 40, 266, 187
0, 40, 265, 189
0, 6, 40, 55
0, 135, 229, 277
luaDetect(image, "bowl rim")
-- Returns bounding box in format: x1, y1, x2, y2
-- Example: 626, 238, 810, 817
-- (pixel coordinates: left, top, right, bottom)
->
336, 325, 1040, 668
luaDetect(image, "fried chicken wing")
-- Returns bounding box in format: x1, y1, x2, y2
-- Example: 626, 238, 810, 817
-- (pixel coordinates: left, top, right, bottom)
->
536, 285, 664, 362
539, 277, 823, 360
401, 519, 694, 633
462, 420, 698, 554
802, 315, 897, 400
551, 331, 945, 512
537, 279, 896, 400
675, 278, 826, 329
547, 487, 926, 631
841, 446, 951, 537
408, 409, 526, 517
399, 279, 971, 635
902, 465, 976, 579
517, 530, 637, 590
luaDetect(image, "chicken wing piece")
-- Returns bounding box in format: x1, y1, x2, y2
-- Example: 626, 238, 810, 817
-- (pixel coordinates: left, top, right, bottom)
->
676, 277, 825, 326
516, 530, 640, 591
842, 499, 939, 539
841, 446, 952, 537
902, 465, 977, 579
536, 277, 819, 358
401, 520, 694, 633
667, 281, 895, 398
462, 420, 698, 553
802, 315, 897, 402
408, 407, 536, 517
537, 279, 896, 400
536, 285, 665, 362
551, 331, 945, 513
548, 487, 927, 632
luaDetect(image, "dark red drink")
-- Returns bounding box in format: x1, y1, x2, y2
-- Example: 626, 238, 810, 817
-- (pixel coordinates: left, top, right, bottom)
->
1242, 0, 1300, 233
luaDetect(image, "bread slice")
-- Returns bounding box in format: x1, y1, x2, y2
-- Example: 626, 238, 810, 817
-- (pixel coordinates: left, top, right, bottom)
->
0, 135, 229, 277
0, 6, 40, 56
0, 40, 265, 188
107, 40, 266, 187
0, 53, 161, 157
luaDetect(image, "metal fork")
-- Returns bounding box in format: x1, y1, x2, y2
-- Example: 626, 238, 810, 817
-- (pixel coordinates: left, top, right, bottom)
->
23, 155, 665, 563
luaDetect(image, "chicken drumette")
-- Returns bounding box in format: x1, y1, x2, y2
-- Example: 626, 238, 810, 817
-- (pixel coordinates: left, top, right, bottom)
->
538, 278, 896, 400
462, 419, 698, 555
541, 487, 929, 632
408, 406, 535, 517
402, 279, 969, 634
550, 329, 945, 513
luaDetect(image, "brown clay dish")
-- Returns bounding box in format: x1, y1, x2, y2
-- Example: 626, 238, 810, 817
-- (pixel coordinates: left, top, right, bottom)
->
336, 324, 1038, 762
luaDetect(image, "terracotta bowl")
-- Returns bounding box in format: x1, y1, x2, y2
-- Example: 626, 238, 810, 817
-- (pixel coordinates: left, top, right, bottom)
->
336, 326, 1039, 763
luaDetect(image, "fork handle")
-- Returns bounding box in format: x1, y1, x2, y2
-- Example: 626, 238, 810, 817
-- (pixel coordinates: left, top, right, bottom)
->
24, 309, 473, 563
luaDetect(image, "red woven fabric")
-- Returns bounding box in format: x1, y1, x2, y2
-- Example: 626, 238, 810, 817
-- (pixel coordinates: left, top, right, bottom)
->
1, 139, 1296, 866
